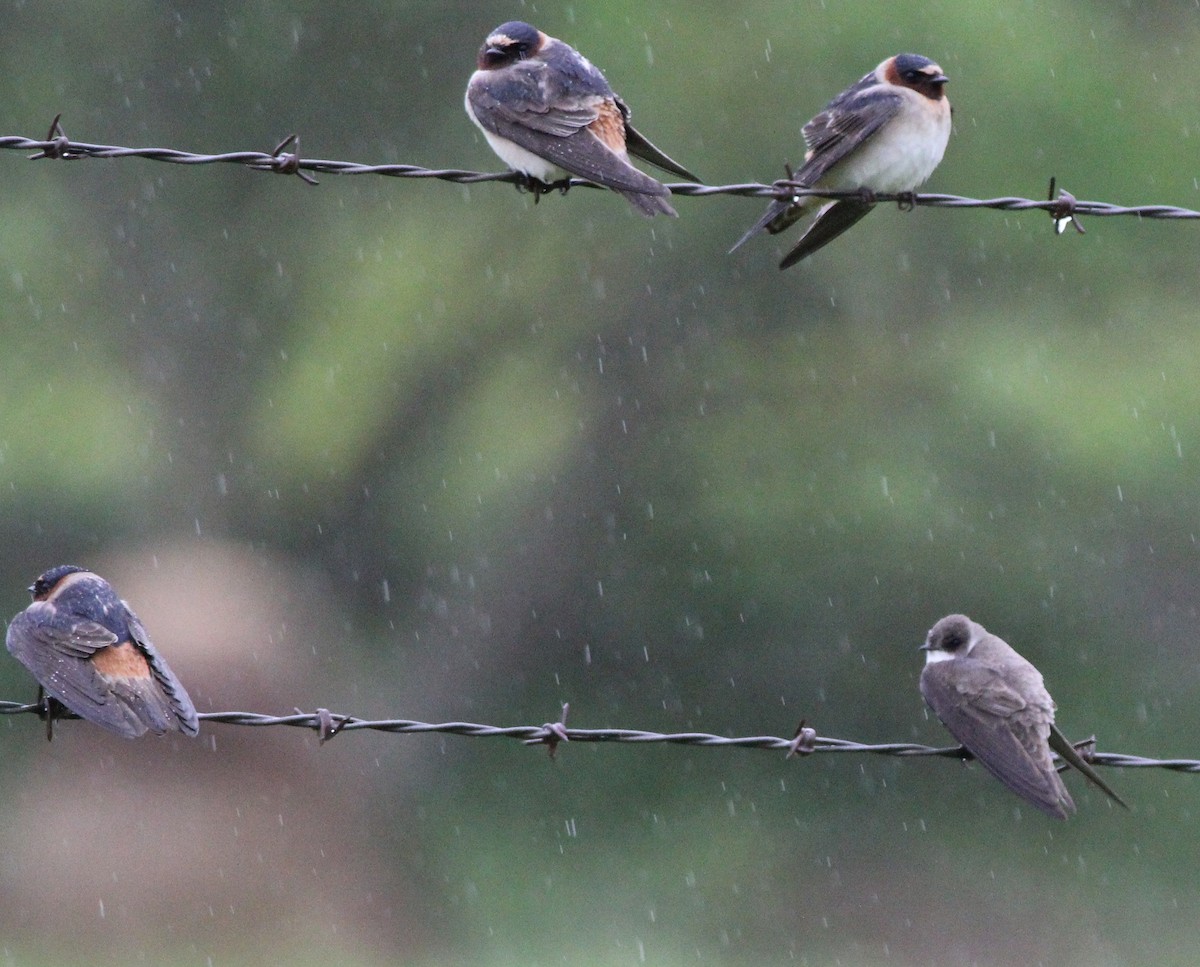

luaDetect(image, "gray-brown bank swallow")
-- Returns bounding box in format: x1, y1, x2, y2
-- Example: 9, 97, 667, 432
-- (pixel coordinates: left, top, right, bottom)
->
6, 565, 199, 739
732, 53, 951, 268
920, 613, 1128, 818
465, 20, 698, 216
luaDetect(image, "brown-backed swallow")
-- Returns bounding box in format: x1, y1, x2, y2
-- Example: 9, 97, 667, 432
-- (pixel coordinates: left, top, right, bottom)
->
919, 614, 1128, 819
6, 565, 199, 739
731, 53, 951, 268
465, 20, 698, 217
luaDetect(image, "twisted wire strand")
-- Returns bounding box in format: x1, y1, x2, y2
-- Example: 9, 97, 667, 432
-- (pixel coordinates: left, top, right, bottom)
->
4, 122, 1200, 223
0, 700, 1191, 773
0, 122, 1189, 773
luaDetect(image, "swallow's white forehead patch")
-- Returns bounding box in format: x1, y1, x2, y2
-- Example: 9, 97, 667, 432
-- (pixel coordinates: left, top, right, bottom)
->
47, 569, 96, 600
487, 29, 547, 50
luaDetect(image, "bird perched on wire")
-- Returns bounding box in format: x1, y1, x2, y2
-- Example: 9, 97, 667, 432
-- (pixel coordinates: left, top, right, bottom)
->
465, 20, 698, 216
6, 565, 199, 739
919, 613, 1128, 818
731, 53, 951, 268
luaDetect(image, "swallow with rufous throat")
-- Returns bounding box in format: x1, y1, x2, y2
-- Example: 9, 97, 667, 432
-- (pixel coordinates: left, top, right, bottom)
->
731, 53, 951, 268
6, 565, 199, 739
465, 21, 698, 216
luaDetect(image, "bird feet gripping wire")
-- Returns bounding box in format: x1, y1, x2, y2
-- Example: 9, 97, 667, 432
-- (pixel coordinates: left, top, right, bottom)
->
515, 173, 573, 203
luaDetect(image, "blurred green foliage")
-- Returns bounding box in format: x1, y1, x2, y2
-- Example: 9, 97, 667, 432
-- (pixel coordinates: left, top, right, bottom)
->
1, 1, 1198, 964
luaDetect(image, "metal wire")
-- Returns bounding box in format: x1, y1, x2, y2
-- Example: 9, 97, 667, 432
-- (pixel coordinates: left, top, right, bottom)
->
4, 119, 1200, 226
0, 699, 1192, 774
0, 121, 1191, 775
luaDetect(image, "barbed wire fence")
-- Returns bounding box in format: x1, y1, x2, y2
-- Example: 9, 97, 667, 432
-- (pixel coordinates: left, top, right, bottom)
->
4, 119, 1198, 779
1, 698, 1196, 776
6, 116, 1200, 231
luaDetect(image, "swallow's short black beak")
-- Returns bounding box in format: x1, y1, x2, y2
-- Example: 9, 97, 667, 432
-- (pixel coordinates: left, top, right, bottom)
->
26, 583, 35, 595
918, 641, 932, 651
931, 72, 949, 85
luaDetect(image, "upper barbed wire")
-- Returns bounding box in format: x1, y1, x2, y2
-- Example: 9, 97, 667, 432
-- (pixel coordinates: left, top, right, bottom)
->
5, 119, 1200, 228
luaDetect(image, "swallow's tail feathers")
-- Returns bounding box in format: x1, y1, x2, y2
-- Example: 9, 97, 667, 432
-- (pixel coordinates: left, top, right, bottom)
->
129, 618, 200, 736
105, 678, 181, 736
617, 187, 678, 217
777, 199, 874, 269
1048, 725, 1130, 811
729, 197, 803, 254
624, 124, 699, 182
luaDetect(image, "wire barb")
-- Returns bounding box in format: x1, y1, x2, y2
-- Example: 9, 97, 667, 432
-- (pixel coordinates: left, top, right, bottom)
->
28, 114, 73, 160
302, 706, 349, 744
525, 702, 571, 758
1049, 176, 1086, 235
785, 718, 818, 758
250, 134, 319, 185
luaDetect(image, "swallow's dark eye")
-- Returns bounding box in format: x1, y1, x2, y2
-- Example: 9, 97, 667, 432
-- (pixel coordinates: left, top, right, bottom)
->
483, 42, 531, 67
943, 629, 968, 652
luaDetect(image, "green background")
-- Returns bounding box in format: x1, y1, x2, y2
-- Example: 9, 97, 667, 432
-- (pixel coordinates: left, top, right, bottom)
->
0, 2, 1196, 964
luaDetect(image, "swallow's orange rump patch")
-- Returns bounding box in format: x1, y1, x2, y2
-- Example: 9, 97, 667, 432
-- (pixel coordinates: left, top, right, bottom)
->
91, 641, 153, 680
587, 100, 628, 154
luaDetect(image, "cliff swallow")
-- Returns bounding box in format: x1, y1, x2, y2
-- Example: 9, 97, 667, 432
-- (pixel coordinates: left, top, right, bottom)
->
6, 565, 199, 739
465, 20, 698, 216
731, 53, 951, 268
919, 614, 1128, 818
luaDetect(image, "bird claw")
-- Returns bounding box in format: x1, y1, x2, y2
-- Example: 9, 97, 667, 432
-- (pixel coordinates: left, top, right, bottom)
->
34, 686, 60, 741
515, 174, 572, 203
